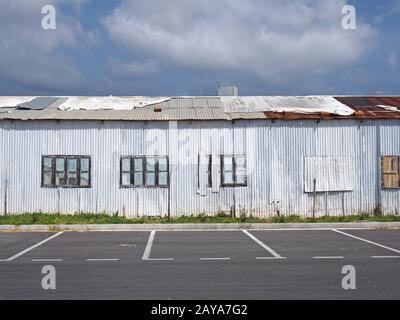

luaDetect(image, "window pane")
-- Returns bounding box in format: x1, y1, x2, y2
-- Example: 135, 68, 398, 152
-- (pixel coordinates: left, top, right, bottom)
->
146, 172, 156, 186
121, 158, 131, 172
158, 172, 168, 186
134, 158, 143, 172
43, 158, 52, 171
235, 156, 246, 170
158, 158, 168, 172
43, 171, 52, 186
80, 172, 90, 187
67, 172, 78, 186
223, 171, 234, 185
146, 158, 156, 172
67, 159, 77, 172
121, 173, 131, 187
134, 173, 143, 186
55, 172, 65, 186
81, 158, 90, 172
223, 157, 233, 171
236, 174, 247, 185
56, 158, 65, 172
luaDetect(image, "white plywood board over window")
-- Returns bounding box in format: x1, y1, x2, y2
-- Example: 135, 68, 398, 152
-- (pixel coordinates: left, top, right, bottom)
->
304, 156, 355, 192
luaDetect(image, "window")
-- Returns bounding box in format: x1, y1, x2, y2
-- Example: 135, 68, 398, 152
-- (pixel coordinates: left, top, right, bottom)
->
381, 156, 400, 189
120, 156, 169, 188
221, 155, 247, 187
42, 156, 91, 188
198, 155, 212, 188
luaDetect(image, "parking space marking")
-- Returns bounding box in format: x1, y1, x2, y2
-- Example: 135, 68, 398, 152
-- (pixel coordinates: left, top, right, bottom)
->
332, 229, 400, 255
3, 232, 64, 262
371, 256, 400, 259
31, 259, 63, 262
313, 256, 344, 259
200, 257, 231, 261
142, 230, 174, 261
256, 257, 286, 260
87, 259, 119, 262
242, 230, 285, 259
142, 230, 156, 260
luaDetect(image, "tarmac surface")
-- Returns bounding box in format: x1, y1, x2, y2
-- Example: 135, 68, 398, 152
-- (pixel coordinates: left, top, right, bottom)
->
0, 229, 399, 299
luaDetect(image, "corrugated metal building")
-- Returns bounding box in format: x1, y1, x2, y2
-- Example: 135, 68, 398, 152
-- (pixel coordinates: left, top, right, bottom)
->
0, 96, 399, 217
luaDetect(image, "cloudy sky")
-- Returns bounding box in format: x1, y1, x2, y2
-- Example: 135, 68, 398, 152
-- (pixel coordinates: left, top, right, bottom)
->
0, 0, 399, 96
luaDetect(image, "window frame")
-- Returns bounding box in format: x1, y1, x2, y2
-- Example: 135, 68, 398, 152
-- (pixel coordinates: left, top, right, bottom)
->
220, 155, 247, 187
119, 156, 169, 189
41, 155, 92, 189
381, 155, 400, 189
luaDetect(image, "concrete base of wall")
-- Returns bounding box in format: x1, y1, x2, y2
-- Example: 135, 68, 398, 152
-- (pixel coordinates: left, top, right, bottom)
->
0, 222, 400, 232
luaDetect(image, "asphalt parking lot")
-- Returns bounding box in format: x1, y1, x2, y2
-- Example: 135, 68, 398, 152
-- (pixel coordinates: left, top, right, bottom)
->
0, 228, 399, 299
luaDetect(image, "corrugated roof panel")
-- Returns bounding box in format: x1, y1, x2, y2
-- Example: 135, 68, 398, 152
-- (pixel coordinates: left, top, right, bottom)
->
195, 108, 222, 120
368, 97, 400, 108
0, 96, 36, 108
335, 97, 372, 107
1, 96, 400, 121
230, 112, 267, 119
18, 97, 59, 110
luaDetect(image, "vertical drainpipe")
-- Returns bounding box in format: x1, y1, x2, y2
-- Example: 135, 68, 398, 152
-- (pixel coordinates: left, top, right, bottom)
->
375, 123, 382, 215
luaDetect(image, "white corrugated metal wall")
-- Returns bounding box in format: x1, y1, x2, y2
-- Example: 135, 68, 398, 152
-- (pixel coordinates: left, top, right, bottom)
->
0, 119, 399, 216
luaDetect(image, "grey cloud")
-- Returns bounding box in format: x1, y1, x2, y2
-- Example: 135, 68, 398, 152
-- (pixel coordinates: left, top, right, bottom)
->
103, 0, 377, 83
0, 0, 90, 94
105, 60, 159, 79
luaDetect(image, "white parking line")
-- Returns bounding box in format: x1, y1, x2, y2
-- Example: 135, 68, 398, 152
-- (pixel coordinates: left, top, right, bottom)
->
256, 257, 286, 260
313, 256, 344, 259
200, 257, 231, 261
371, 256, 400, 259
142, 230, 156, 260
142, 230, 174, 261
3, 232, 64, 262
87, 259, 119, 262
31, 259, 63, 262
332, 229, 400, 255
242, 230, 285, 259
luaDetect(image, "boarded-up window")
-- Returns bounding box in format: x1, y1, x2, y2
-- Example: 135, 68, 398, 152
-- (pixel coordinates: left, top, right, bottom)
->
381, 156, 400, 189
304, 156, 354, 192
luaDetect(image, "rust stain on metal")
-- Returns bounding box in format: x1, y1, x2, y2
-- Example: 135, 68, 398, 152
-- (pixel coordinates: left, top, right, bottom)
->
264, 97, 400, 121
